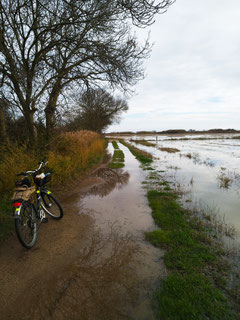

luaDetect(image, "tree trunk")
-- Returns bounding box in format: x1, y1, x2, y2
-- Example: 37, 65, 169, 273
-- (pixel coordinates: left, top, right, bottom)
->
45, 82, 61, 141
0, 107, 9, 145
45, 105, 56, 141
24, 111, 37, 146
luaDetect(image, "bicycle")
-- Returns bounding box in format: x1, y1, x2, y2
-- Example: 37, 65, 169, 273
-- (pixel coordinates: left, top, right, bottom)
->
12, 158, 63, 249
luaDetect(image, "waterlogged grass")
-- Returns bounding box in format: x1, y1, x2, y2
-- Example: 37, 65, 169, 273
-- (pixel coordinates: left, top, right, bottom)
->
120, 140, 153, 164
130, 139, 156, 147
109, 141, 125, 169
112, 140, 119, 149
159, 147, 180, 153
120, 138, 238, 319
145, 189, 236, 319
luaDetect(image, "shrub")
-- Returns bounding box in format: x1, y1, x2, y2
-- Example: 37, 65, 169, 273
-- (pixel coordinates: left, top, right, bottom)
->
48, 131, 105, 185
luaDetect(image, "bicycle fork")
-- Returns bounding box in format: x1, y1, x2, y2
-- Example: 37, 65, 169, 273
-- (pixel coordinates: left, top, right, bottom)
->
36, 189, 48, 223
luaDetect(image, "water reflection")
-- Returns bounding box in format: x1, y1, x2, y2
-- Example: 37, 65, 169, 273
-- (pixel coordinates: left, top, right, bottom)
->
14, 226, 141, 320
89, 167, 129, 197
126, 134, 240, 234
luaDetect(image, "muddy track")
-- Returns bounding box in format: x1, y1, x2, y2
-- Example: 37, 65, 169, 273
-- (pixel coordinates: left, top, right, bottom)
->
0, 146, 164, 320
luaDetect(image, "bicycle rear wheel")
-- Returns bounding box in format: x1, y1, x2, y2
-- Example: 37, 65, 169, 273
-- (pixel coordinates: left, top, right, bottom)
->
14, 201, 38, 249
41, 193, 63, 220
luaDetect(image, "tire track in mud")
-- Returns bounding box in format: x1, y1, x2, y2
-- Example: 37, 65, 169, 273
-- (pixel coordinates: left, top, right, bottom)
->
0, 145, 165, 320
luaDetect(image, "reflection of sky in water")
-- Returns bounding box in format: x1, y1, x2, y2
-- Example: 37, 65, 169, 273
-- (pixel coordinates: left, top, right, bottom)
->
125, 134, 240, 237
81, 143, 164, 320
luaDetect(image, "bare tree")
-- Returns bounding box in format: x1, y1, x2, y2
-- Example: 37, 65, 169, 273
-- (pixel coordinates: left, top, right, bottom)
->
0, 0, 174, 143
0, 99, 9, 145
69, 88, 128, 133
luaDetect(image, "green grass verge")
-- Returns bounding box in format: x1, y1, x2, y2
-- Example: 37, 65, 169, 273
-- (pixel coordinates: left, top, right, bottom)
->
145, 189, 235, 319
120, 140, 153, 164
108, 141, 125, 169
108, 162, 125, 169
112, 140, 119, 149
157, 272, 233, 320
121, 139, 237, 318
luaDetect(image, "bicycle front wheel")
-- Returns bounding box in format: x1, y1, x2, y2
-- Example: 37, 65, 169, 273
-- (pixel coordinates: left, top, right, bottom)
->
14, 201, 38, 249
41, 193, 63, 220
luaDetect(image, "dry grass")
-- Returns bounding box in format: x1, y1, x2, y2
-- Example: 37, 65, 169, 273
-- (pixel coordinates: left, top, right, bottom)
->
217, 170, 233, 189
159, 147, 180, 153
49, 131, 105, 185
0, 131, 105, 196
184, 152, 200, 161
0, 144, 37, 196
130, 139, 156, 147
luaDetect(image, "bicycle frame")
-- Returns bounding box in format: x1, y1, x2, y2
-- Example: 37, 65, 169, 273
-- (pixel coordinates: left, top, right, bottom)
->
33, 185, 52, 221
13, 158, 63, 248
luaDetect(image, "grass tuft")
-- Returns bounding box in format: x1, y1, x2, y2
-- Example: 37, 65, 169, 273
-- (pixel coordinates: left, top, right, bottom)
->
108, 141, 125, 169
159, 147, 180, 153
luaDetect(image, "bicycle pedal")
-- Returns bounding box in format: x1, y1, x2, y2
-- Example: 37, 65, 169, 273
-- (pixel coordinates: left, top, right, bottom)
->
41, 217, 48, 223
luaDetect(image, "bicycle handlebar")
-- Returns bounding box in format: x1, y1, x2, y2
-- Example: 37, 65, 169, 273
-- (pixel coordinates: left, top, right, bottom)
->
16, 158, 48, 177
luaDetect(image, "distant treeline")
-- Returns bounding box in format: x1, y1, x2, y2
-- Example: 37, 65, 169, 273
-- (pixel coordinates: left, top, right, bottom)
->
106, 128, 240, 135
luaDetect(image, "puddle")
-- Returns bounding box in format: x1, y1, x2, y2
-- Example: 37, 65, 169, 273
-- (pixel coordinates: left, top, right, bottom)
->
78, 143, 165, 319
0, 144, 165, 320
13, 226, 142, 320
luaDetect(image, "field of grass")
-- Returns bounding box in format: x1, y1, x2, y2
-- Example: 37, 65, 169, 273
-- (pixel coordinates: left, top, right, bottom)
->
0, 130, 105, 240
122, 141, 239, 319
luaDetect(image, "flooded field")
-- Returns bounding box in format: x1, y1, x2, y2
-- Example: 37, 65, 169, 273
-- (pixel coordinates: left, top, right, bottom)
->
119, 133, 240, 239
1, 134, 239, 320
0, 143, 165, 320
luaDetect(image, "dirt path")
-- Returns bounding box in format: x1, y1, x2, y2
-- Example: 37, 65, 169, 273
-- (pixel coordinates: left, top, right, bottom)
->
0, 145, 165, 320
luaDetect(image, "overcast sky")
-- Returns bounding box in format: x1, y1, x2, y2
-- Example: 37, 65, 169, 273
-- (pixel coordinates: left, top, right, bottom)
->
108, 0, 240, 132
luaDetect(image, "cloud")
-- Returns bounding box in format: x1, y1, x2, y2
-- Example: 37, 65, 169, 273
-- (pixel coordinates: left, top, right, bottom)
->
109, 0, 240, 132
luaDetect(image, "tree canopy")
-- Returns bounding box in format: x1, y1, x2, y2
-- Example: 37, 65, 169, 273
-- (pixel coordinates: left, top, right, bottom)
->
0, 0, 174, 143
68, 88, 128, 133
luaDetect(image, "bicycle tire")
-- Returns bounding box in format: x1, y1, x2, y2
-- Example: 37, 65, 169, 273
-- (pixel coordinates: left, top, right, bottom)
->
14, 201, 38, 249
41, 193, 63, 220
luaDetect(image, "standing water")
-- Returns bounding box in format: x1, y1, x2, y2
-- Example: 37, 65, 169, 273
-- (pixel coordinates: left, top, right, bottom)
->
80, 143, 165, 319
125, 133, 240, 239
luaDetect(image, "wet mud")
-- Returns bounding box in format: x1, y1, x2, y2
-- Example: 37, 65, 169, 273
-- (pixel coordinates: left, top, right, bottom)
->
0, 145, 164, 320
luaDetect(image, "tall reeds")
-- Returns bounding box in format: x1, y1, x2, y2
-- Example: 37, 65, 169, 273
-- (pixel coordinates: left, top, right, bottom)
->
48, 131, 105, 185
